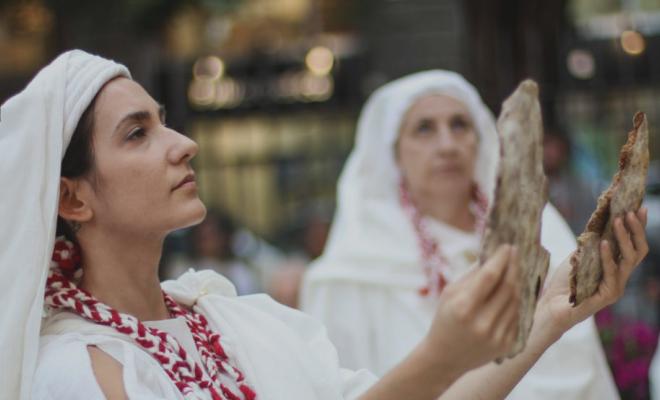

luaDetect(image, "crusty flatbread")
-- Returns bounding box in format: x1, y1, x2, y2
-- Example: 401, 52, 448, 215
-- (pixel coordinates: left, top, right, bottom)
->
570, 112, 649, 306
479, 80, 550, 357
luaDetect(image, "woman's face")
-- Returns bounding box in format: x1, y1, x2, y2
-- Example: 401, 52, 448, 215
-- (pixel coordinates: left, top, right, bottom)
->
77, 77, 206, 237
397, 94, 478, 200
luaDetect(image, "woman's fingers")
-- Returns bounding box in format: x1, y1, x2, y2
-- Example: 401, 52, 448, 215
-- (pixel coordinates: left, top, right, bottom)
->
638, 207, 648, 227
471, 247, 519, 354
491, 290, 519, 347
626, 211, 649, 262
479, 271, 516, 331
502, 304, 520, 348
482, 246, 519, 314
585, 210, 648, 311
614, 217, 636, 265
470, 245, 512, 302
598, 240, 621, 303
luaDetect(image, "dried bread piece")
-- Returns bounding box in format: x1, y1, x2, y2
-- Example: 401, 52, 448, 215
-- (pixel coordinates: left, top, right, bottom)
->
570, 112, 649, 306
479, 80, 550, 357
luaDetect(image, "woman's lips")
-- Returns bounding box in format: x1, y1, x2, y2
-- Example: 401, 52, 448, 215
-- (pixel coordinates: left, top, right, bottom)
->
433, 165, 463, 174
173, 173, 196, 191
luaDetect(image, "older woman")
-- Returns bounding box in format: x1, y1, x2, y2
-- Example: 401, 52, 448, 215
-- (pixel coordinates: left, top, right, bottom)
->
302, 70, 628, 399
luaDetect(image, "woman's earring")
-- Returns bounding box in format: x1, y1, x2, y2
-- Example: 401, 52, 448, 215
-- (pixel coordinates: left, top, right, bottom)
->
69, 220, 81, 233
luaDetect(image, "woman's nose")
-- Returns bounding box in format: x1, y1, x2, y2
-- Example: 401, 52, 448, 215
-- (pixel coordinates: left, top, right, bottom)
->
434, 127, 458, 153
168, 130, 199, 164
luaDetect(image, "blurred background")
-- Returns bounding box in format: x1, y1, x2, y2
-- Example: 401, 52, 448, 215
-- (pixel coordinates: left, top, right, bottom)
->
2, 0, 660, 397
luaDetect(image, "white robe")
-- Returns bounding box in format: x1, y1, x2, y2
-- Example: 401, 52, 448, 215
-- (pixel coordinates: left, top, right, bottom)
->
33, 270, 376, 399
303, 207, 619, 399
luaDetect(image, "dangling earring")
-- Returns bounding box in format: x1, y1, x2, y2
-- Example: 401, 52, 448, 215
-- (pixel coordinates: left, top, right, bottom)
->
68, 220, 81, 233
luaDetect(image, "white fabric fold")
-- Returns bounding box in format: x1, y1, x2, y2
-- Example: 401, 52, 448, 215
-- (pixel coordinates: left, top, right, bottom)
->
0, 50, 129, 400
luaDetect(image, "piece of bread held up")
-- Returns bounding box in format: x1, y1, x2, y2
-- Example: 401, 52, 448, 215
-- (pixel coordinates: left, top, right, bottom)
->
479, 80, 550, 358
570, 112, 649, 306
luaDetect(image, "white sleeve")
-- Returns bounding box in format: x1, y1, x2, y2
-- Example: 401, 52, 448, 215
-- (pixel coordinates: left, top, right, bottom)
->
32, 333, 181, 400
32, 336, 106, 400
651, 339, 660, 400
302, 273, 433, 379
507, 317, 620, 400
237, 294, 378, 399
301, 278, 381, 373
339, 368, 379, 400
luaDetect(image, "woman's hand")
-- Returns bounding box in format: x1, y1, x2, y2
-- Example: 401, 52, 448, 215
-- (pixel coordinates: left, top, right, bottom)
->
365, 209, 648, 400
360, 245, 522, 400
536, 208, 649, 343
423, 244, 522, 375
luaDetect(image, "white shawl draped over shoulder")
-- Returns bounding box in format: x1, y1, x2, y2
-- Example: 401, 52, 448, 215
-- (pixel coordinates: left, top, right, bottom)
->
301, 70, 619, 399
33, 270, 376, 399
0, 50, 129, 400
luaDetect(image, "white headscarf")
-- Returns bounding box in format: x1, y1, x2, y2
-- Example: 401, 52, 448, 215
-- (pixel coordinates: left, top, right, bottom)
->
303, 70, 576, 290
0, 50, 129, 400
304, 70, 502, 289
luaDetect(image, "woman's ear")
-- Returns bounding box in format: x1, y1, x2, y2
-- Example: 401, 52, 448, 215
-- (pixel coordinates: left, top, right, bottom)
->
58, 177, 93, 223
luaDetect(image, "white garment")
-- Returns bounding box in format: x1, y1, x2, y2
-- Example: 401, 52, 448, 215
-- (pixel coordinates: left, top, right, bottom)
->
301, 70, 619, 399
0, 50, 129, 400
649, 338, 660, 400
167, 257, 261, 295
33, 270, 376, 399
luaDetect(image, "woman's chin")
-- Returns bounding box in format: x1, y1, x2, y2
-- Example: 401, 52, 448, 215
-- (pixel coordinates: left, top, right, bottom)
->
429, 181, 472, 200
173, 200, 207, 230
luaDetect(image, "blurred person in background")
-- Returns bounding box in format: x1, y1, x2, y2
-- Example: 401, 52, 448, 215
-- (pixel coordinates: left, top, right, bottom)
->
163, 209, 261, 295
268, 207, 332, 308
302, 70, 622, 399
543, 126, 598, 234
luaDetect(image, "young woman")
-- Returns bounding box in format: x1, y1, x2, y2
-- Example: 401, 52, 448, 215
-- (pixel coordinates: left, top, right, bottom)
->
0, 51, 646, 400
302, 70, 644, 399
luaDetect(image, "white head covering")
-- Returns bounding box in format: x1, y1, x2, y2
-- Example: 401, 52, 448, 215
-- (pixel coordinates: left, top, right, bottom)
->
0, 50, 129, 400
304, 70, 500, 289
303, 70, 575, 290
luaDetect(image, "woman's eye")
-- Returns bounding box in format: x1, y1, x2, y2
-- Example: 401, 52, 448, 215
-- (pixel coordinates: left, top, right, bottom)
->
127, 127, 146, 141
415, 120, 435, 134
450, 117, 470, 133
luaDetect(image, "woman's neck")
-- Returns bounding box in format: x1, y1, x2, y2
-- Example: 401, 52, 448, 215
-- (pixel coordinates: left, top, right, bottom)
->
78, 229, 170, 321
414, 190, 476, 232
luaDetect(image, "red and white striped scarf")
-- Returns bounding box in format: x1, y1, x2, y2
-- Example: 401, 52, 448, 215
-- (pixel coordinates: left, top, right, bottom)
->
399, 180, 488, 296
44, 237, 257, 400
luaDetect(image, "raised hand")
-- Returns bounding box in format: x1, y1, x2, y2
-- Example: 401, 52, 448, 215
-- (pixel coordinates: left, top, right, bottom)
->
425, 244, 521, 373
536, 208, 649, 341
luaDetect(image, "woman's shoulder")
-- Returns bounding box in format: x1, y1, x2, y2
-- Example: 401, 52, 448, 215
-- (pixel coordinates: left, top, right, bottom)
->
35, 330, 182, 399
33, 333, 107, 399
37, 333, 93, 370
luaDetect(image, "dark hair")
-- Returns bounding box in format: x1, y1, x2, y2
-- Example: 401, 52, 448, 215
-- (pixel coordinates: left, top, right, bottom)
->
56, 95, 99, 241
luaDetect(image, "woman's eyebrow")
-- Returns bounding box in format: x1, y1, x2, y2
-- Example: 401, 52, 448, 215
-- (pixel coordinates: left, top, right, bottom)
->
114, 110, 151, 135
113, 104, 165, 135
